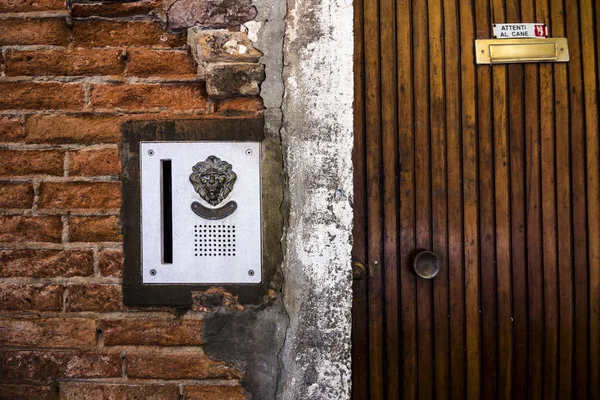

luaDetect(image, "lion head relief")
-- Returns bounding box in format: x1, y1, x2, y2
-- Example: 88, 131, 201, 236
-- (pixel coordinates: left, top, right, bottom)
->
189, 156, 237, 206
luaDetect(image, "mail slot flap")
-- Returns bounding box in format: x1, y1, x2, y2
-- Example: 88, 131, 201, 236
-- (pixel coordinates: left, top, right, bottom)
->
476, 38, 569, 64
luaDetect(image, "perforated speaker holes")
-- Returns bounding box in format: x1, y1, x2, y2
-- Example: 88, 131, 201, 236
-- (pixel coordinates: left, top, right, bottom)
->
194, 224, 236, 257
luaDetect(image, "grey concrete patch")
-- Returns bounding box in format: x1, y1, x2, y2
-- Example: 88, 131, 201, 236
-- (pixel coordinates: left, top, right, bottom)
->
250, 0, 285, 138
278, 0, 354, 397
202, 296, 289, 399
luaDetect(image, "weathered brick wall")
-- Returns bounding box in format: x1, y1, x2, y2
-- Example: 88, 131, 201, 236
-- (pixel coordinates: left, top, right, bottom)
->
0, 0, 263, 398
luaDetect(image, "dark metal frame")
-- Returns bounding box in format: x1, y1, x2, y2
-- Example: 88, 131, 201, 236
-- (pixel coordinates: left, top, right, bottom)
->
120, 118, 283, 306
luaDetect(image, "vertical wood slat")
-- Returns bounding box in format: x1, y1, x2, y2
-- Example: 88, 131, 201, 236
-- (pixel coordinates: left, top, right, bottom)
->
397, 0, 417, 398
504, 2, 528, 399
489, 2, 513, 400
379, 0, 400, 395
351, 0, 369, 394
458, 0, 481, 397
443, 0, 466, 397
565, 1, 590, 398
537, 3, 559, 399
412, 0, 434, 397
474, 0, 498, 398
580, 0, 600, 396
428, 0, 449, 397
519, 1, 544, 400
363, 0, 385, 396
550, 0, 574, 398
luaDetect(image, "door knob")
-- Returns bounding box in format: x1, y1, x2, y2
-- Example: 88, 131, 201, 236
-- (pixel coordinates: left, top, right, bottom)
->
352, 261, 367, 281
413, 251, 440, 279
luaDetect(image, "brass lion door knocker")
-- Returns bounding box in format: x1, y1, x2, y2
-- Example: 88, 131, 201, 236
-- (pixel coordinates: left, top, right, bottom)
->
189, 155, 238, 220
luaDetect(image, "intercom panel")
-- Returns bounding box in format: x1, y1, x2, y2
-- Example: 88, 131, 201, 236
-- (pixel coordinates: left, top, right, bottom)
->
140, 142, 261, 284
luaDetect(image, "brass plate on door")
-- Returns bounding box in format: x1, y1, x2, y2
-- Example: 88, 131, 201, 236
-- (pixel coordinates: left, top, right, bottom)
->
475, 38, 569, 64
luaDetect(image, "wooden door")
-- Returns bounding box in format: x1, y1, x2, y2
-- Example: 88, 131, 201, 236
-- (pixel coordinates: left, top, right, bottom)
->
351, 0, 600, 399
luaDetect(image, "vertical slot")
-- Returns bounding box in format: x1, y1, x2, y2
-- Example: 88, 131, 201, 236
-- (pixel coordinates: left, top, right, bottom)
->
161, 159, 173, 264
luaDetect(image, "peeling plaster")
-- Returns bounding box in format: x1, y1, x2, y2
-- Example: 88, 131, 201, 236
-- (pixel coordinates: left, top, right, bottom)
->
278, 0, 354, 397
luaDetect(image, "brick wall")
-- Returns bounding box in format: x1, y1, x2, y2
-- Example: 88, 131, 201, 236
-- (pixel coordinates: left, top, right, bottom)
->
0, 0, 263, 398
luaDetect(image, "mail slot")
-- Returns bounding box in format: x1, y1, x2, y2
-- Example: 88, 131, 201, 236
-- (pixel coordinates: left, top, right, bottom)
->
475, 37, 569, 64
139, 142, 262, 284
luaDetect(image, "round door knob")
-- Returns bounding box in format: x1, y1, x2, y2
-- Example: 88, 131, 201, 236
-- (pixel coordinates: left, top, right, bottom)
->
413, 251, 440, 279
352, 261, 367, 281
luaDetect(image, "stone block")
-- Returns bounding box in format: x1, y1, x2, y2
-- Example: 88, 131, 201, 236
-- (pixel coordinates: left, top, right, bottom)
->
0, 150, 64, 176
0, 318, 97, 348
165, 0, 257, 31
0, 217, 63, 244
69, 216, 122, 242
0, 183, 34, 208
0, 83, 84, 110
98, 249, 123, 277
69, 148, 121, 177
0, 284, 64, 311
67, 284, 123, 312
99, 318, 203, 346
188, 28, 262, 69
126, 352, 242, 380
206, 63, 264, 99
0, 249, 94, 278
38, 182, 121, 210
182, 385, 246, 400
26, 115, 122, 144
2, 351, 122, 381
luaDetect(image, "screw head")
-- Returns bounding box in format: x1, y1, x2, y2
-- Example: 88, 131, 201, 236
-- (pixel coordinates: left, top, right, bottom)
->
245, 149, 253, 156
248, 269, 255, 276
150, 269, 157, 276
148, 149, 154, 156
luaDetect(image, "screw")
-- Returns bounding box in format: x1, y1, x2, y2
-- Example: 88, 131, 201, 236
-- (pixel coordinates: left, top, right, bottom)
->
245, 149, 253, 156
148, 149, 154, 156
248, 269, 255, 276
373, 260, 379, 265
150, 269, 157, 276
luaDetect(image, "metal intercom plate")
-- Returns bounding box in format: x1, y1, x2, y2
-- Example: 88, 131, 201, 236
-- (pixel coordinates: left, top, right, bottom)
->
140, 142, 261, 284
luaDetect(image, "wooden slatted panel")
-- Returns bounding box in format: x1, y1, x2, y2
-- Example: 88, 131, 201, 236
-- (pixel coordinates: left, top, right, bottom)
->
352, 0, 600, 399
444, 0, 466, 398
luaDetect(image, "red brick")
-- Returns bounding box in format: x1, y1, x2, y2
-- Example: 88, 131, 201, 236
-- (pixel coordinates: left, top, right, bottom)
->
182, 386, 246, 400
0, 284, 64, 311
0, 249, 93, 278
98, 248, 122, 277
215, 97, 264, 115
0, 116, 23, 142
100, 318, 203, 346
67, 284, 123, 312
0, 182, 34, 208
0, 82, 84, 110
0, 149, 63, 176
0, 18, 69, 46
5, 49, 125, 77
127, 352, 243, 380
38, 182, 121, 210
72, 0, 162, 18
125, 49, 197, 78
2, 350, 122, 381
59, 382, 179, 400
0, 384, 53, 400
0, 216, 62, 243
0, 0, 65, 13
70, 147, 121, 176
0, 318, 96, 348
73, 20, 186, 48
69, 216, 121, 242
25, 114, 122, 144
90, 83, 208, 111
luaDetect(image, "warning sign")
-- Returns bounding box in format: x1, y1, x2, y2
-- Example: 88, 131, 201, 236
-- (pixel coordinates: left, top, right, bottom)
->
493, 23, 548, 39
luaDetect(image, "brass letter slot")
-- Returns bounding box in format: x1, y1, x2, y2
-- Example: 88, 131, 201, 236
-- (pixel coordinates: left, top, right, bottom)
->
476, 38, 569, 64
